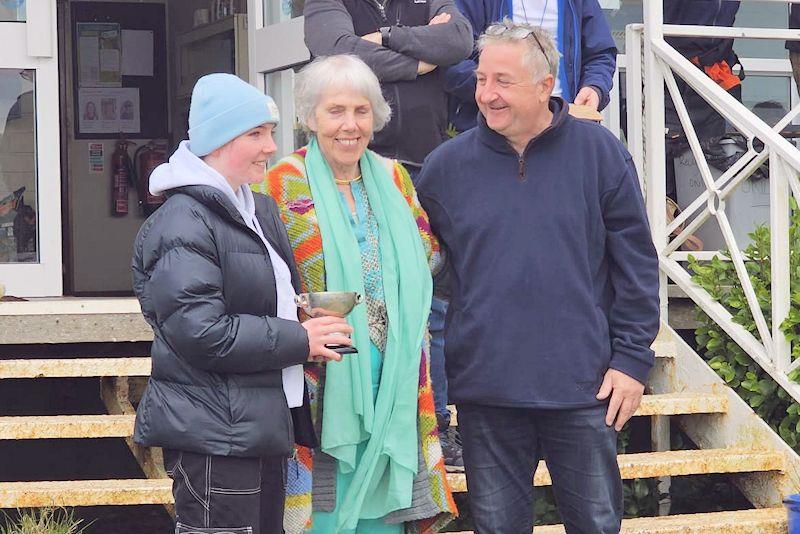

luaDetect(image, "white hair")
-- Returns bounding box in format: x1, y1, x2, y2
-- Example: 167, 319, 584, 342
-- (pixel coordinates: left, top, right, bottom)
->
294, 55, 392, 132
478, 18, 561, 82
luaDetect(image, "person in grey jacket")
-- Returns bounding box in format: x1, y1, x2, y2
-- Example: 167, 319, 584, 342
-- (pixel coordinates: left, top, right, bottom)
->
131, 73, 352, 534
303, 0, 473, 173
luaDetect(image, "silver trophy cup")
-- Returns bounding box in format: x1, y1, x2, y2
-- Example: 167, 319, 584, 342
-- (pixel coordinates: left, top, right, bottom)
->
295, 291, 363, 354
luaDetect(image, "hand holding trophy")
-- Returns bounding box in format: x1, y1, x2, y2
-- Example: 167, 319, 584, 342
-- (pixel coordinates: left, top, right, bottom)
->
296, 291, 363, 358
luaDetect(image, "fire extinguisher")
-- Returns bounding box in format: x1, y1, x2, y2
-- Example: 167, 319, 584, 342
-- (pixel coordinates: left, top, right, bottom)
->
133, 140, 168, 216
111, 140, 134, 217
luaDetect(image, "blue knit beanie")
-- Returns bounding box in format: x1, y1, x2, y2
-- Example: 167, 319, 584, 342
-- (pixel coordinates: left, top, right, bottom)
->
188, 73, 280, 157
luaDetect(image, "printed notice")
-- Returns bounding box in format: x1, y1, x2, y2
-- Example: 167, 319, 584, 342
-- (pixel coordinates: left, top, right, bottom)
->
79, 87, 140, 134
77, 23, 122, 87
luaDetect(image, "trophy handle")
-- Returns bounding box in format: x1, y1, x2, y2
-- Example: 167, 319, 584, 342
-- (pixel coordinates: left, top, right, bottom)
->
294, 294, 310, 311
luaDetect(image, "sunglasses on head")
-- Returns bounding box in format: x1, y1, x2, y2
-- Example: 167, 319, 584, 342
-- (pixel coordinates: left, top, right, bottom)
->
485, 22, 553, 72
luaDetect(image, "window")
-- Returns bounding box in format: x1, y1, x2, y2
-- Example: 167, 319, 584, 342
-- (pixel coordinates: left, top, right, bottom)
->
0, 69, 37, 263
264, 0, 303, 24
602, 0, 642, 55
742, 74, 791, 127
265, 69, 308, 160
0, 0, 25, 22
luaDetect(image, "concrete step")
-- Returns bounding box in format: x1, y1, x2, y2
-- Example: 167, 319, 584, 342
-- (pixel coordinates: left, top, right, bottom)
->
0, 479, 173, 508
0, 357, 151, 378
452, 507, 787, 533
634, 392, 728, 417
0, 478, 785, 533
449, 392, 728, 427
0, 329, 674, 380
446, 448, 785, 491
0, 396, 726, 442
0, 415, 135, 439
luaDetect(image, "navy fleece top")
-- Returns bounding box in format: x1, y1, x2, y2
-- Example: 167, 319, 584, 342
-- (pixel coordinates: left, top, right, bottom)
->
416, 98, 660, 408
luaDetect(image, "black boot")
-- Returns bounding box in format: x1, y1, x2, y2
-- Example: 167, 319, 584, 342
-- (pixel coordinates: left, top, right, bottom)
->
437, 412, 464, 472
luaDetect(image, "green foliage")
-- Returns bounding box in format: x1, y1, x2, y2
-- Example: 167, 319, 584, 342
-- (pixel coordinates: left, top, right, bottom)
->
0, 508, 90, 534
689, 198, 800, 451
622, 479, 659, 517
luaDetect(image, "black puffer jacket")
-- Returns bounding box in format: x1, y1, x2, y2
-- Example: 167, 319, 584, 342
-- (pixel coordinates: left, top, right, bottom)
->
132, 184, 315, 458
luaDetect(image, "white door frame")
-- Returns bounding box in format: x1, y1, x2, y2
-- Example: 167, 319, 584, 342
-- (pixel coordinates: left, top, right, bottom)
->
0, 3, 62, 297
247, 0, 309, 158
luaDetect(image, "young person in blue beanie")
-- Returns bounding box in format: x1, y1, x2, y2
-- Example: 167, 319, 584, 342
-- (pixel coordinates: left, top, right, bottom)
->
417, 22, 659, 533
131, 73, 352, 534
444, 0, 616, 134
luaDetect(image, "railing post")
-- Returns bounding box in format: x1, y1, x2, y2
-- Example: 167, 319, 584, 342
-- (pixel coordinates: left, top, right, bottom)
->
651, 414, 672, 516
643, 0, 668, 321
770, 153, 792, 372
626, 24, 645, 185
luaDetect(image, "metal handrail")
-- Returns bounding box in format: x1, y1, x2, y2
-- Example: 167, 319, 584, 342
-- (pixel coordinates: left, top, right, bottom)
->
636, 1, 800, 401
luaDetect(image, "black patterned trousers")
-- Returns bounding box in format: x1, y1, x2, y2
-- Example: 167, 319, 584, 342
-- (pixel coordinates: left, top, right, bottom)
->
163, 449, 287, 534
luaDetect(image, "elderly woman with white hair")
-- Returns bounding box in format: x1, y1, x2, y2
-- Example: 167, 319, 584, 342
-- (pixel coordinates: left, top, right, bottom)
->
255, 54, 457, 533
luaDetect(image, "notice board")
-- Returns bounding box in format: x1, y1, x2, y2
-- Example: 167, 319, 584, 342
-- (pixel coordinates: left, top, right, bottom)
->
71, 2, 168, 139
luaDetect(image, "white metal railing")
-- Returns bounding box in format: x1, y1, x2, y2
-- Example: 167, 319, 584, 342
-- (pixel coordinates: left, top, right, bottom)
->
632, 0, 800, 402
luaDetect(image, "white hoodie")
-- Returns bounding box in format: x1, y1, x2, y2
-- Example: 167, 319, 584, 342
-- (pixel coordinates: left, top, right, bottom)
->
149, 141, 304, 408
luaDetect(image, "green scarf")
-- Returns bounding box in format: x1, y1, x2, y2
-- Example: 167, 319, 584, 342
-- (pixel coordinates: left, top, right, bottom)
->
305, 138, 432, 530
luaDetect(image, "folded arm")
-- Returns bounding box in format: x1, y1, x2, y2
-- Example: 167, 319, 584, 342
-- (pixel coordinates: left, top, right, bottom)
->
303, 0, 419, 81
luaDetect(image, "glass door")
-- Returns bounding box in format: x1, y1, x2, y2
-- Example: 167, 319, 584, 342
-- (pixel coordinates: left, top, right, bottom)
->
247, 0, 309, 158
0, 1, 62, 296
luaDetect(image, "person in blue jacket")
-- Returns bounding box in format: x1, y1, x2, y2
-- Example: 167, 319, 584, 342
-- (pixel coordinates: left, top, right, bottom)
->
444, 0, 616, 133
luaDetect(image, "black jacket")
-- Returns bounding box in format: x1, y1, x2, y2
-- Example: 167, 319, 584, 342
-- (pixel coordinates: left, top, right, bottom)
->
304, 0, 473, 168
132, 185, 316, 457
664, 0, 740, 66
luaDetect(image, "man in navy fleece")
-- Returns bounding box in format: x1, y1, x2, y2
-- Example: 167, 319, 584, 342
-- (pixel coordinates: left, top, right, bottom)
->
416, 20, 659, 533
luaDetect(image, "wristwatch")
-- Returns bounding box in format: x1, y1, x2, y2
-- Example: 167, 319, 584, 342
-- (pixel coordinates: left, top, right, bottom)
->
379, 26, 391, 47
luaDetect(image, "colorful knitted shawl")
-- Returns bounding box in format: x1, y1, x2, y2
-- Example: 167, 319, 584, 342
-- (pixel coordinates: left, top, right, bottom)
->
255, 147, 455, 533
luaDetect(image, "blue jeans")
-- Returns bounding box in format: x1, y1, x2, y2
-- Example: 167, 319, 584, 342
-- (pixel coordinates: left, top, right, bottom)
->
429, 296, 449, 420
457, 403, 622, 534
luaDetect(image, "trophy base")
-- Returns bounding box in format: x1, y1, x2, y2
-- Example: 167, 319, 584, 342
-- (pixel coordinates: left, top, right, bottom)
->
326, 343, 358, 355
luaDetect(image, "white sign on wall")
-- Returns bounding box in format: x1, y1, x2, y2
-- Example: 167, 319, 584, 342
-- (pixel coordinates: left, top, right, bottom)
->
78, 87, 140, 134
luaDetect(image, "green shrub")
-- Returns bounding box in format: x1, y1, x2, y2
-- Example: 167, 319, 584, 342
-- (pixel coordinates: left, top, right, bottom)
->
0, 508, 90, 534
689, 199, 800, 450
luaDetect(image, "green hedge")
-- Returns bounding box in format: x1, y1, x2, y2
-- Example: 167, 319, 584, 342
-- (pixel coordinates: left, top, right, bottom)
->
689, 199, 800, 449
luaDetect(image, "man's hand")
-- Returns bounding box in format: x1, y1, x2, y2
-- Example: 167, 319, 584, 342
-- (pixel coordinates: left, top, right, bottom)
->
418, 61, 437, 75
596, 368, 644, 431
574, 86, 601, 110
361, 32, 381, 45
302, 316, 354, 363
429, 12, 451, 25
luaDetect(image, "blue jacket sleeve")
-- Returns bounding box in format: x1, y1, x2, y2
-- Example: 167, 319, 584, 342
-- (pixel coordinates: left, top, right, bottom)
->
577, 0, 617, 111
443, 0, 485, 102
601, 156, 660, 385
444, 56, 478, 102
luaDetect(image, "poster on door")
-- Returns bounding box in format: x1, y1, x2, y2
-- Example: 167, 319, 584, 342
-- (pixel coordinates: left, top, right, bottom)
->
78, 87, 140, 134
77, 22, 122, 88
